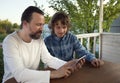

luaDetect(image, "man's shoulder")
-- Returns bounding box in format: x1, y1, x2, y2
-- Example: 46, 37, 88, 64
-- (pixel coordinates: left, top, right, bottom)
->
4, 31, 13, 38
3, 31, 19, 43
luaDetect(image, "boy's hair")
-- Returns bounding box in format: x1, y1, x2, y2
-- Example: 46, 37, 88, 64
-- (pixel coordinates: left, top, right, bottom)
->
49, 11, 71, 34
20, 6, 44, 28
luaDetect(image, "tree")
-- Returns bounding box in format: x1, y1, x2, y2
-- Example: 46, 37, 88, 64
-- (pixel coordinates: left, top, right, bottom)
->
103, 0, 120, 31
0, 19, 19, 34
48, 0, 120, 34
12, 23, 19, 29
34, 0, 51, 23
0, 19, 12, 34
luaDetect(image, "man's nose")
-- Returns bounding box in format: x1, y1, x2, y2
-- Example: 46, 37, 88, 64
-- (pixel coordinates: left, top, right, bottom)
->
40, 24, 44, 28
39, 24, 44, 29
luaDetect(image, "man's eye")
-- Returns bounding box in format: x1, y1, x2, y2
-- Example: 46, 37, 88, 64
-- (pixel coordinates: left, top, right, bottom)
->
36, 24, 44, 26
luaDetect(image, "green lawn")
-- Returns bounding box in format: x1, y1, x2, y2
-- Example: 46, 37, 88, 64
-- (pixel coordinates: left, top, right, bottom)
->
0, 34, 5, 82
0, 34, 6, 42
0, 48, 4, 83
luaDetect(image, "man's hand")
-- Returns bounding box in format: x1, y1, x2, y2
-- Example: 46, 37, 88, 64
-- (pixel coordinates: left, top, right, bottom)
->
50, 65, 72, 79
50, 58, 85, 79
91, 59, 104, 67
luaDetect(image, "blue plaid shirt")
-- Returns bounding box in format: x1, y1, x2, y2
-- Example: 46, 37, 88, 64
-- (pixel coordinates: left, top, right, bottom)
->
44, 32, 96, 61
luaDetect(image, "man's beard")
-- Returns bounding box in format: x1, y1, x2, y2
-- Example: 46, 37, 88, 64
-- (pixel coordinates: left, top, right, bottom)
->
29, 30, 42, 39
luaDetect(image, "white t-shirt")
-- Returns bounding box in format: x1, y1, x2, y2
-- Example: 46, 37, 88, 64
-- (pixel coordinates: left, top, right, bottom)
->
2, 31, 66, 83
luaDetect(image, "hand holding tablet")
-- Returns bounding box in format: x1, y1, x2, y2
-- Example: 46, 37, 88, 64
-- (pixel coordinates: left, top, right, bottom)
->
76, 55, 86, 65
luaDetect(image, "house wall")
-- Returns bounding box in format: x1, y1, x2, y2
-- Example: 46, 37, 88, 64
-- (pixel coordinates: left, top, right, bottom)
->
110, 16, 120, 33
101, 33, 120, 63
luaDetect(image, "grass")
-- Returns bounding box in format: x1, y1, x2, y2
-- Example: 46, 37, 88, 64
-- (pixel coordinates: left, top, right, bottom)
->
0, 48, 4, 83
0, 34, 5, 82
0, 34, 6, 42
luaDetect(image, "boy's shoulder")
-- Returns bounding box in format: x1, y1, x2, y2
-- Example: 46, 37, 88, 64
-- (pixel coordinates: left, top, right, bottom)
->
44, 34, 52, 41
67, 32, 76, 37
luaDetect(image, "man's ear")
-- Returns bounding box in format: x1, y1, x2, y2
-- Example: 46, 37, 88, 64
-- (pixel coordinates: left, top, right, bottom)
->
22, 20, 29, 29
23, 20, 28, 26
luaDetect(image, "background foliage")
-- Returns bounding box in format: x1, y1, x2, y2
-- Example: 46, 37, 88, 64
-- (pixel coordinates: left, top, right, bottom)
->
48, 0, 120, 34
0, 19, 19, 35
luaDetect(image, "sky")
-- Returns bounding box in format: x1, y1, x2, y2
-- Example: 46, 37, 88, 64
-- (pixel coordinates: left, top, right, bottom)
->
0, 0, 55, 24
0, 0, 109, 25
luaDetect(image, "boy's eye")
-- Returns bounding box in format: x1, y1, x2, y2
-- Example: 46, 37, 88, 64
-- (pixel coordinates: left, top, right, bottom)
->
63, 26, 67, 29
56, 26, 60, 29
55, 23, 59, 26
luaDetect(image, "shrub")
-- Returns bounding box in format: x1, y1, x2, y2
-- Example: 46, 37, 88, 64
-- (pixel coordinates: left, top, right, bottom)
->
0, 34, 7, 42
0, 28, 6, 34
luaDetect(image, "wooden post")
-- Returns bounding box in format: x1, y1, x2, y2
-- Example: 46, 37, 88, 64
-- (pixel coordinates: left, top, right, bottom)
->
99, 0, 103, 59
99, 0, 103, 33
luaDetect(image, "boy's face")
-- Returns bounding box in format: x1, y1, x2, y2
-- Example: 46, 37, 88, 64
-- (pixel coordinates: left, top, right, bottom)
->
54, 21, 68, 38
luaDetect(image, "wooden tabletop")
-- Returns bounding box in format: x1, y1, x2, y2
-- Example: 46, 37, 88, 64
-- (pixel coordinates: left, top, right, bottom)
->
51, 61, 120, 83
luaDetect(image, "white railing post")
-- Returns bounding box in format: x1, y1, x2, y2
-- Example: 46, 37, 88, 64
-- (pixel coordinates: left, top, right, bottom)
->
93, 36, 97, 54
76, 33, 100, 57
87, 37, 90, 51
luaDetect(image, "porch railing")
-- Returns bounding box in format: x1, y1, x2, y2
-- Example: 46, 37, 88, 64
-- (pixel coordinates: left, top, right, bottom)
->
0, 33, 101, 57
76, 33, 100, 58
1, 33, 120, 63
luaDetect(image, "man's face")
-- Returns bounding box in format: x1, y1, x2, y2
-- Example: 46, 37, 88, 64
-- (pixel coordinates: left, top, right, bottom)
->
54, 21, 68, 38
28, 12, 45, 39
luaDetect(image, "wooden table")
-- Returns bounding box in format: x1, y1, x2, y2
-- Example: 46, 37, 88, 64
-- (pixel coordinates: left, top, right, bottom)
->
51, 61, 120, 83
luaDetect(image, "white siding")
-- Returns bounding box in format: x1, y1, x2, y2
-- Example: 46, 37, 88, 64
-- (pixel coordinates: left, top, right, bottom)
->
101, 33, 120, 63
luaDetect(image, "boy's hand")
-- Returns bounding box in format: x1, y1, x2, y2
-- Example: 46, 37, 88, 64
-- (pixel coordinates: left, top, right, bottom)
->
91, 59, 104, 67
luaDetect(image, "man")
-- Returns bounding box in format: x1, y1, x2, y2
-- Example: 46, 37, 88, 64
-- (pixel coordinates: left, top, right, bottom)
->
2, 6, 84, 83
